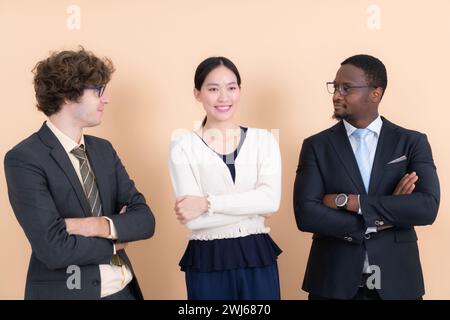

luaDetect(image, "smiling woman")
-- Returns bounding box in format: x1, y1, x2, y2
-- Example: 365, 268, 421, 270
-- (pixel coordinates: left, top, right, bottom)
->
193, 57, 242, 129
168, 56, 283, 300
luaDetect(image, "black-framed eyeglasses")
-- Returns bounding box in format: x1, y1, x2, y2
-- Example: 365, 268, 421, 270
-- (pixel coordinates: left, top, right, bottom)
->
80, 85, 106, 97
326, 82, 376, 96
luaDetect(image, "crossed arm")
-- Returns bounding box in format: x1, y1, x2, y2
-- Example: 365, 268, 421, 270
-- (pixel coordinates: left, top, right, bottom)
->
5, 150, 114, 269
65, 206, 128, 250
321, 172, 419, 231
168, 134, 281, 228
65, 144, 155, 249
4, 145, 154, 269
294, 134, 439, 242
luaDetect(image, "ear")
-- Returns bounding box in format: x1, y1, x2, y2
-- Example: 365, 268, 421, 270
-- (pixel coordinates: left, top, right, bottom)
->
371, 87, 383, 103
61, 98, 73, 110
193, 88, 201, 102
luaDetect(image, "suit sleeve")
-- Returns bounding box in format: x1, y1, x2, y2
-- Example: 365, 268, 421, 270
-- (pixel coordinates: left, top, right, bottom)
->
359, 134, 440, 228
4, 149, 114, 270
107, 142, 155, 242
293, 138, 366, 243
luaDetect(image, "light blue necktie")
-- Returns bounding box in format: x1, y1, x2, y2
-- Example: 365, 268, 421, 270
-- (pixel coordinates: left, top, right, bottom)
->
352, 128, 371, 193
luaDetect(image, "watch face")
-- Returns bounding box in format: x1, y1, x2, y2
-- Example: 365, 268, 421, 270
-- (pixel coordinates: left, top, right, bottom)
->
336, 194, 347, 207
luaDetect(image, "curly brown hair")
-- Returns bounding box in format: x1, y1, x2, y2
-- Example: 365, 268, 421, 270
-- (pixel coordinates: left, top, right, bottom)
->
32, 47, 115, 116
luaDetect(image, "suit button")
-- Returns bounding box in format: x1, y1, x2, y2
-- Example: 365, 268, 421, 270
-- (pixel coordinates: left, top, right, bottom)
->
375, 220, 385, 226
92, 280, 100, 287
344, 236, 353, 242
364, 234, 371, 240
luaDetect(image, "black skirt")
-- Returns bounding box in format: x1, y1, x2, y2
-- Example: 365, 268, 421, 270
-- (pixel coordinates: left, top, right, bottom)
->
179, 233, 282, 272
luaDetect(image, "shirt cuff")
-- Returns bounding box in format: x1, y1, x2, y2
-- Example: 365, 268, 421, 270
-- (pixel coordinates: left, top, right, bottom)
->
357, 194, 362, 215
359, 195, 377, 233
103, 216, 118, 240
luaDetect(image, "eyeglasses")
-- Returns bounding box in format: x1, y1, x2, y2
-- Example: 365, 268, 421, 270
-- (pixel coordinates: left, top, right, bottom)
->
80, 85, 106, 97
326, 82, 376, 96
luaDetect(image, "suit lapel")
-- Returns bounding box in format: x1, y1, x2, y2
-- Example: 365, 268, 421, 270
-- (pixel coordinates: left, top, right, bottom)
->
85, 137, 112, 217
37, 123, 92, 216
328, 121, 367, 194
368, 117, 399, 194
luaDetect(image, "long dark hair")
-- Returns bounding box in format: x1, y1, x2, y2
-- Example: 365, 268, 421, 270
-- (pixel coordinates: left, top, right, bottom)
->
194, 57, 241, 127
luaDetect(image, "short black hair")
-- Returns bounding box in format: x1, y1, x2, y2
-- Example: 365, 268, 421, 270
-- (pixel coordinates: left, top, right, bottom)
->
341, 54, 387, 97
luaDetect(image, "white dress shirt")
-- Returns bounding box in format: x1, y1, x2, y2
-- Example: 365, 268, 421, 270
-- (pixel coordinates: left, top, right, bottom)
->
343, 116, 382, 273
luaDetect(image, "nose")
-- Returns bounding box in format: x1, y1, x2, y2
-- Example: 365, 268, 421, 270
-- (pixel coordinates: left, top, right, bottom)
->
217, 88, 228, 101
100, 93, 109, 104
333, 89, 343, 102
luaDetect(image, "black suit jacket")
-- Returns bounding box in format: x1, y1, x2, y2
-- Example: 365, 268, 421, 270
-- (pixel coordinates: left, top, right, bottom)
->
294, 117, 440, 299
4, 122, 155, 300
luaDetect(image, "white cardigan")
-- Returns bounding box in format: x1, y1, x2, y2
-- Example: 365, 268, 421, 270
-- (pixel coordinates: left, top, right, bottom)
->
168, 128, 281, 240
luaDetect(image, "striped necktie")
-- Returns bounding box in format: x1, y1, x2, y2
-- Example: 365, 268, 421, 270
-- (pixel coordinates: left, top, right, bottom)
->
71, 145, 124, 267
71, 145, 103, 216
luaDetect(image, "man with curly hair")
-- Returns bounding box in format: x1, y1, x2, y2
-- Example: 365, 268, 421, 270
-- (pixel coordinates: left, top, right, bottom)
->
4, 48, 155, 300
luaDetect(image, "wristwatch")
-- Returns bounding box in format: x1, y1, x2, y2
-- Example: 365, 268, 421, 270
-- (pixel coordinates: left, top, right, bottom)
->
335, 193, 349, 210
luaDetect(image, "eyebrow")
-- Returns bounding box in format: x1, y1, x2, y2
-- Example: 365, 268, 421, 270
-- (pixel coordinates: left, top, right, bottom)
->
334, 81, 356, 85
205, 82, 238, 86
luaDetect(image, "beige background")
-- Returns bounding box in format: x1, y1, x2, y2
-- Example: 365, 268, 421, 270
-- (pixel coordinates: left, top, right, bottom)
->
0, 0, 449, 299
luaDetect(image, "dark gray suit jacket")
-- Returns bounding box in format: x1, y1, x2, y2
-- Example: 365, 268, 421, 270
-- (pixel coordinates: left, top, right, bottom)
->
4, 122, 155, 299
294, 117, 440, 299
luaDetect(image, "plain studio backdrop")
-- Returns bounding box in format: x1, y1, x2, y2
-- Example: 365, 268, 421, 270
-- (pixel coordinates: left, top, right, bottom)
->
0, 0, 449, 299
